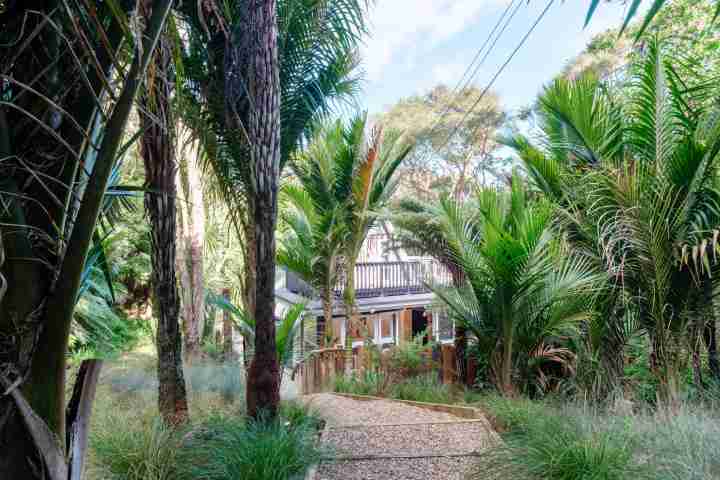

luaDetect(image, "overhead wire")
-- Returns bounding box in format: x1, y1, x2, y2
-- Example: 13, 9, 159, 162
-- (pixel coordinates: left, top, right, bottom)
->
433, 0, 556, 156
423, 0, 520, 138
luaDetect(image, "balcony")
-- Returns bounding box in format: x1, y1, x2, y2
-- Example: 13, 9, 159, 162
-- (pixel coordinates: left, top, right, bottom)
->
282, 260, 452, 299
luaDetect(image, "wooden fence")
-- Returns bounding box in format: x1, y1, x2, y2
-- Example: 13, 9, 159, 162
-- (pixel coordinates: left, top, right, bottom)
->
295, 344, 478, 395
295, 348, 346, 395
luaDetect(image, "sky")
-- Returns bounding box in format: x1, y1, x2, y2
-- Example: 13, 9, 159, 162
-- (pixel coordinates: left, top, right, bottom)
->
358, 0, 632, 116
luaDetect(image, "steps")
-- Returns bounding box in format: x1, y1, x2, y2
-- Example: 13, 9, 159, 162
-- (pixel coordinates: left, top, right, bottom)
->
305, 393, 497, 480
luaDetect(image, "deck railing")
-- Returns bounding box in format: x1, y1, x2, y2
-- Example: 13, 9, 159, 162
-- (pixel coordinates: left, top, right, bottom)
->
339, 260, 451, 298
284, 260, 451, 299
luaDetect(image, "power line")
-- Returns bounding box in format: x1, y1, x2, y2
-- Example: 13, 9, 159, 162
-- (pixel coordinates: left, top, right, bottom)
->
416, 0, 523, 167
435, 0, 519, 122
457, 0, 524, 99
435, 0, 555, 156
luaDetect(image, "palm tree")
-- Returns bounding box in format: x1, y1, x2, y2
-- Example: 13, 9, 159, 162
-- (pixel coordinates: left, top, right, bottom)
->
505, 39, 720, 403
337, 115, 412, 348
433, 174, 601, 396
277, 169, 345, 345
138, 12, 189, 424
176, 0, 367, 419
501, 74, 632, 398
1, 1, 174, 475
391, 196, 473, 382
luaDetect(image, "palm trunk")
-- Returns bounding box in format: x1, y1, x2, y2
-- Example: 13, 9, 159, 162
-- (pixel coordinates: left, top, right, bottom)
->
500, 303, 515, 396
232, 0, 282, 420
322, 286, 334, 347
140, 23, 189, 425
706, 317, 720, 383
343, 260, 357, 372
649, 330, 681, 408
449, 264, 467, 384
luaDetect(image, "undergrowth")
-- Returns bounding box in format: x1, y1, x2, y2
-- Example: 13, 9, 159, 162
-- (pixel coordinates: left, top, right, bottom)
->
477, 395, 720, 480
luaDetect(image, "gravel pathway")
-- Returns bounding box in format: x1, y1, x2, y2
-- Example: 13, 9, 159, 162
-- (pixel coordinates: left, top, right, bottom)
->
304, 393, 462, 426
304, 393, 497, 480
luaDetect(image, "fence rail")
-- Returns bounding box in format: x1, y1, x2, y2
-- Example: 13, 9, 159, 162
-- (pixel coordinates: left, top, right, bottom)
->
284, 260, 451, 299
334, 260, 451, 298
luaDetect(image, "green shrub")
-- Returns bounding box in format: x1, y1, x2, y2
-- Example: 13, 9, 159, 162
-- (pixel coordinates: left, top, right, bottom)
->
280, 399, 324, 431
390, 373, 452, 404
333, 370, 389, 396
90, 408, 183, 480
390, 331, 433, 376
183, 414, 322, 480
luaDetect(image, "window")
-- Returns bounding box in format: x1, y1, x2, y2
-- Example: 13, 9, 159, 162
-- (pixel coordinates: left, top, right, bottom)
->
380, 313, 394, 338
433, 310, 454, 342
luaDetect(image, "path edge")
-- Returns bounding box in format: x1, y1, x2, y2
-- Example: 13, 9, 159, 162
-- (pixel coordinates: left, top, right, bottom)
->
330, 392, 484, 419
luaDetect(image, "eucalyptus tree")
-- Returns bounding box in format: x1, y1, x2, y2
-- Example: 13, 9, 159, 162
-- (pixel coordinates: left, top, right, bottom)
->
585, 0, 720, 39
380, 85, 506, 200
433, 175, 601, 395
176, 0, 367, 418
505, 40, 720, 403
0, 0, 174, 476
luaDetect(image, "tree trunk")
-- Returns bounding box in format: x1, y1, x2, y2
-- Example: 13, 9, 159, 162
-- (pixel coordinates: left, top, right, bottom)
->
140, 22, 189, 425
177, 134, 206, 361
706, 316, 720, 383
66, 360, 103, 480
448, 264, 468, 384
343, 260, 357, 372
230, 0, 282, 420
322, 286, 334, 347
223, 288, 235, 361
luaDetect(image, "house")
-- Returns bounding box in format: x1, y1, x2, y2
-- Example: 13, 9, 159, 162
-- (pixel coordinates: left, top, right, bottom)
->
275, 226, 455, 354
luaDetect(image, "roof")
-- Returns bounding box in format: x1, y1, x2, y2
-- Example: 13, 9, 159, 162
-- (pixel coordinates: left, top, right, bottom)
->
275, 287, 436, 317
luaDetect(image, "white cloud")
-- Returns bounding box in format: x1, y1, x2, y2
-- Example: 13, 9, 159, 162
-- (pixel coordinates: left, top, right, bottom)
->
361, 0, 503, 82
431, 61, 467, 87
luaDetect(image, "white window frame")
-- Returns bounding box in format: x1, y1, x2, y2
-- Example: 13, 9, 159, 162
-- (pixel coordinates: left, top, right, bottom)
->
376, 312, 396, 345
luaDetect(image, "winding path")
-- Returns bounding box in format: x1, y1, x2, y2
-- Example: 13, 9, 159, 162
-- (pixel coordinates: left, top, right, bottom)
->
304, 393, 498, 480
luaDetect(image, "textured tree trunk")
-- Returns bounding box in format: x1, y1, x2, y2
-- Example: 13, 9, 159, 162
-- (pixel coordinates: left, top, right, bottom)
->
140, 22, 189, 425
322, 286, 334, 347
343, 259, 358, 372
229, 0, 282, 420
449, 264, 468, 384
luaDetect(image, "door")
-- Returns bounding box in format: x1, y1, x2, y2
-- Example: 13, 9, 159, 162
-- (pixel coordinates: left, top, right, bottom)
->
411, 308, 428, 343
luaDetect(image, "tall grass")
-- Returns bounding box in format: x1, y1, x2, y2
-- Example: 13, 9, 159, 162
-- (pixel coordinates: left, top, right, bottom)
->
389, 373, 453, 404
89, 392, 184, 480
477, 395, 720, 480
86, 349, 319, 480
635, 404, 720, 479
182, 411, 322, 480
333, 370, 390, 396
